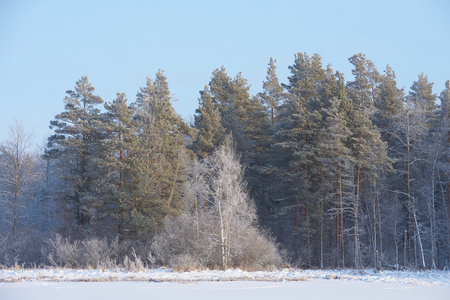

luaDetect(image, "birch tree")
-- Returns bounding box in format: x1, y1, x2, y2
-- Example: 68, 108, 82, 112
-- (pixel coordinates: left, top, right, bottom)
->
153, 140, 281, 269
0, 121, 40, 241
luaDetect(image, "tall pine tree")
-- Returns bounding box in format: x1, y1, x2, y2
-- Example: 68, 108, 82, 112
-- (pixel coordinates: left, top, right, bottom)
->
46, 76, 103, 235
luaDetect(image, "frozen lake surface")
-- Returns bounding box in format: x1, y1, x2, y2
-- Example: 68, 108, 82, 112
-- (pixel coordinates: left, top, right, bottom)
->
1, 280, 450, 300
1, 268, 449, 300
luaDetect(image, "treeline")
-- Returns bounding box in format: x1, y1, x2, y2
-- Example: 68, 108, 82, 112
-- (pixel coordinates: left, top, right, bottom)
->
0, 52, 449, 270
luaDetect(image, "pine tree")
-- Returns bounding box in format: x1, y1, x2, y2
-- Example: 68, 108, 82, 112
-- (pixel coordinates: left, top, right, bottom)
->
201, 67, 253, 154
393, 95, 426, 269
134, 71, 192, 232
346, 55, 391, 268
388, 73, 438, 269
260, 58, 284, 127
347, 53, 380, 111
398, 74, 438, 269
194, 67, 273, 232
273, 52, 325, 261
349, 106, 391, 268
241, 94, 273, 229
193, 85, 225, 158
372, 65, 405, 269
374, 65, 405, 138
315, 97, 354, 268
227, 73, 253, 153
46, 76, 103, 232
440, 81, 450, 121
410, 73, 438, 123
87, 93, 142, 238
437, 81, 450, 267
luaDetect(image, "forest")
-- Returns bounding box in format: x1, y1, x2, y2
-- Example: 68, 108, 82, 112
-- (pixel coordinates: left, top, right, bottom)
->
0, 52, 449, 271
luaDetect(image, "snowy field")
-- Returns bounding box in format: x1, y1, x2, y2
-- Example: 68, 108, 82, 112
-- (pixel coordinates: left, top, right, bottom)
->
1, 268, 449, 300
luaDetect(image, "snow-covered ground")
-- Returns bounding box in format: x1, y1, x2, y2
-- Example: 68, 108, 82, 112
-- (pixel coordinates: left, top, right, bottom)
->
0, 268, 449, 285
1, 280, 450, 300
1, 268, 449, 300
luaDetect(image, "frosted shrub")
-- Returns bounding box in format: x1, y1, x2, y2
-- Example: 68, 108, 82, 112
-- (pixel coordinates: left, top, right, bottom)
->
132, 247, 145, 271
122, 255, 134, 271
0, 235, 12, 268
121, 248, 146, 272
147, 251, 156, 268
169, 254, 203, 272
232, 224, 282, 270
45, 236, 120, 269
0, 232, 46, 267
82, 238, 116, 269
152, 214, 207, 268
47, 234, 81, 268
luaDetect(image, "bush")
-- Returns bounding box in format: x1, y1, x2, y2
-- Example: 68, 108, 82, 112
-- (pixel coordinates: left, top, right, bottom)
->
0, 234, 14, 268
169, 254, 203, 272
82, 237, 119, 269
231, 223, 282, 270
153, 214, 282, 270
47, 234, 81, 268
44, 235, 151, 270
0, 231, 48, 268
122, 248, 146, 272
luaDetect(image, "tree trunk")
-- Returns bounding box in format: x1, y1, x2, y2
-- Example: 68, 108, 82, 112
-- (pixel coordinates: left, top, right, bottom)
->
218, 197, 227, 270
14, 184, 18, 241
338, 163, 345, 268
377, 186, 383, 268
304, 162, 311, 264
355, 162, 361, 270
372, 184, 378, 270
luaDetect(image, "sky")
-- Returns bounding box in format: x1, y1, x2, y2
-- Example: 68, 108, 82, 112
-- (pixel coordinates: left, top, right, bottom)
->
1, 0, 449, 148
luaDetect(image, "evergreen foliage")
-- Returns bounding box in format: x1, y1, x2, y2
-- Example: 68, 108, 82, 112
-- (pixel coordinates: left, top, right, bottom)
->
46, 76, 104, 232
193, 85, 225, 158
0, 52, 448, 270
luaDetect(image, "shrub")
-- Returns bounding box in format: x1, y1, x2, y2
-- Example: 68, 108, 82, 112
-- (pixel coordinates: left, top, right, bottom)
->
47, 234, 81, 268
82, 237, 118, 269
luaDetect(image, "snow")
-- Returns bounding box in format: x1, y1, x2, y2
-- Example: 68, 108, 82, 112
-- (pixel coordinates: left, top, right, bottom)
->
0, 268, 449, 300
0, 268, 449, 285
1, 280, 450, 300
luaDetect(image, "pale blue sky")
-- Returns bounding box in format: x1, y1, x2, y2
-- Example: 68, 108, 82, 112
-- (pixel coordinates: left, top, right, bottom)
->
1, 0, 449, 147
